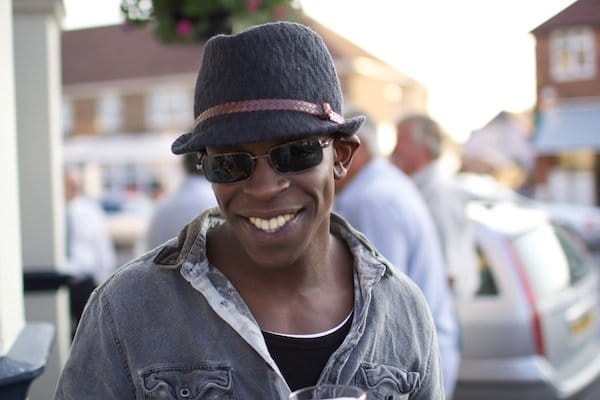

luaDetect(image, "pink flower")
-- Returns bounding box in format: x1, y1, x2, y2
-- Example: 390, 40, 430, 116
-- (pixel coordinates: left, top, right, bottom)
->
175, 19, 193, 37
246, 0, 261, 13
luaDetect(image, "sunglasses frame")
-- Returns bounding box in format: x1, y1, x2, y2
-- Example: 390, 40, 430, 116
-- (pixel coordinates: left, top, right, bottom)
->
197, 136, 335, 184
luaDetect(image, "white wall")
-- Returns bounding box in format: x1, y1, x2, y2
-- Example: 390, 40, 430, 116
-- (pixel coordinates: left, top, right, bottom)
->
0, 0, 25, 356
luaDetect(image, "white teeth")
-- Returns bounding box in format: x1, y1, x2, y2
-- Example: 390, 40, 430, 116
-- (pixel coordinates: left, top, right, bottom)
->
269, 218, 277, 230
260, 219, 269, 230
248, 213, 294, 232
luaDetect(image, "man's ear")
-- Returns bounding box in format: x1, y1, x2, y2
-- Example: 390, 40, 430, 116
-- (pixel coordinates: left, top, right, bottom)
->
333, 135, 360, 179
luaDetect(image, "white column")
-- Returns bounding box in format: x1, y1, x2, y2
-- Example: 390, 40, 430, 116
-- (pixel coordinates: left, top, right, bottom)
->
13, 0, 68, 398
14, 1, 65, 267
0, 0, 25, 357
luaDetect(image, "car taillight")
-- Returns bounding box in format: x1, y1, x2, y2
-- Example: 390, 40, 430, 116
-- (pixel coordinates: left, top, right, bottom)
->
506, 241, 546, 356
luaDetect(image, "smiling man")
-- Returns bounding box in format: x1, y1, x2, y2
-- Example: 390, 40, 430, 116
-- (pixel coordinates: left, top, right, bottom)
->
54, 22, 443, 400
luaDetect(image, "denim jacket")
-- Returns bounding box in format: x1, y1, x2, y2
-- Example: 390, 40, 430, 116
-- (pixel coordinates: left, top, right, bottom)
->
54, 209, 443, 399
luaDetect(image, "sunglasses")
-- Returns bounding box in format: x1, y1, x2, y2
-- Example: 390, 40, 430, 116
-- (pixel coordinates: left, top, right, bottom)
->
199, 137, 334, 184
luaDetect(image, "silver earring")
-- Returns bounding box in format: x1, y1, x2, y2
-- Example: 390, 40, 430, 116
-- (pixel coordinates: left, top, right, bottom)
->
196, 153, 203, 170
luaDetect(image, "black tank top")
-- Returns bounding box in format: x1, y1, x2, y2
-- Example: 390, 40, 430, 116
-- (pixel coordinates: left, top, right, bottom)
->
262, 314, 353, 392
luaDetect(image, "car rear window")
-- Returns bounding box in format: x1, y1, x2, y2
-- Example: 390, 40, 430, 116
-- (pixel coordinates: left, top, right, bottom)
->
554, 225, 591, 285
511, 224, 591, 298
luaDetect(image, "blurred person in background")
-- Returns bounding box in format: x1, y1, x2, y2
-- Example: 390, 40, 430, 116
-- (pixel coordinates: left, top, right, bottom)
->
334, 109, 459, 398
392, 114, 480, 300
144, 152, 216, 249
149, 179, 165, 201
62, 167, 116, 335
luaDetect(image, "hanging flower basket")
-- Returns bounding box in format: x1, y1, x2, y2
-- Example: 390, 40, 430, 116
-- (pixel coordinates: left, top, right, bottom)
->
121, 0, 299, 44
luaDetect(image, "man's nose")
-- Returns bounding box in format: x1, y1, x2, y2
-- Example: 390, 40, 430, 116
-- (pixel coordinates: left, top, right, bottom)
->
242, 157, 289, 199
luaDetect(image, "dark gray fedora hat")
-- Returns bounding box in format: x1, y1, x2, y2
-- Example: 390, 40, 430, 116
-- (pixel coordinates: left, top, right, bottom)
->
171, 21, 365, 154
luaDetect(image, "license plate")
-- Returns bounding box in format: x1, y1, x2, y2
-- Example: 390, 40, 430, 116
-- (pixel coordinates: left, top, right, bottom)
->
570, 310, 594, 336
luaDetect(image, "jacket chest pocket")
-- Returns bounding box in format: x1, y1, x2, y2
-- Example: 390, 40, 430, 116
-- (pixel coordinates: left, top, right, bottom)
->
140, 362, 234, 400
353, 362, 420, 400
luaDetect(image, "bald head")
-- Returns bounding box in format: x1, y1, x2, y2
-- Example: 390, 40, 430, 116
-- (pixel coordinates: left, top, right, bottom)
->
391, 114, 443, 176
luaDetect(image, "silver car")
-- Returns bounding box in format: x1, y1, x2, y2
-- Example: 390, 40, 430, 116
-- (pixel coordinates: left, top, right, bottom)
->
455, 201, 600, 400
456, 172, 600, 251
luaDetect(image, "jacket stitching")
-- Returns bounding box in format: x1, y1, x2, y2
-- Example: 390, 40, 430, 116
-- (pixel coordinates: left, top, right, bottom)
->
99, 288, 137, 397
410, 329, 434, 400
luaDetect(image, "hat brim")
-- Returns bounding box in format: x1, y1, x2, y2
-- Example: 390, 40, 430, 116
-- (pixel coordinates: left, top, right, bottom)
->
172, 111, 365, 154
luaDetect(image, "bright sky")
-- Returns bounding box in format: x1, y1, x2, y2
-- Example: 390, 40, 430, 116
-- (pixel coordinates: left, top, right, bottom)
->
62, 0, 578, 142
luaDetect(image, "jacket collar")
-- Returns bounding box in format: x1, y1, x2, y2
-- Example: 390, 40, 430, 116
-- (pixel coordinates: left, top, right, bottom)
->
153, 207, 389, 283
153, 207, 222, 269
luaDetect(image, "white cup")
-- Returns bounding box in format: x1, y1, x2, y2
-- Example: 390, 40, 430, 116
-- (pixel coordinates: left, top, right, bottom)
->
289, 384, 367, 400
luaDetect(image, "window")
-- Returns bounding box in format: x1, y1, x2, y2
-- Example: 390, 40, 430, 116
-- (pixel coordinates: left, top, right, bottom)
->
72, 97, 97, 135
550, 27, 596, 82
123, 93, 146, 133
62, 99, 73, 137
97, 93, 122, 133
553, 225, 591, 285
146, 86, 192, 131
475, 245, 499, 296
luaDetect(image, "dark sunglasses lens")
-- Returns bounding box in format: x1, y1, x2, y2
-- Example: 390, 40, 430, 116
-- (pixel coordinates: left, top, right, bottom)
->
202, 154, 253, 183
270, 138, 323, 173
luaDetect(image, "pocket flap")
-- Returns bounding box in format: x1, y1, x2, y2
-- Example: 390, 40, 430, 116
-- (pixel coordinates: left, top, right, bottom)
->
140, 363, 232, 399
357, 362, 420, 396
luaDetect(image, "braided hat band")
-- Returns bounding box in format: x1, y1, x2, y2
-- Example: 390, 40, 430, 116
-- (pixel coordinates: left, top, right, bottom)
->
194, 99, 345, 128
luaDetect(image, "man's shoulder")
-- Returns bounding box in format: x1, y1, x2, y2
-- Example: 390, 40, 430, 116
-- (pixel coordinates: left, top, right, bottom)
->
98, 248, 177, 299
376, 263, 434, 320
337, 216, 426, 304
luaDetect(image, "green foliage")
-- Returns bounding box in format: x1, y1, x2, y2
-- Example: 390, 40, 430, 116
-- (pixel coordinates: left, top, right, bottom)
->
120, 0, 299, 44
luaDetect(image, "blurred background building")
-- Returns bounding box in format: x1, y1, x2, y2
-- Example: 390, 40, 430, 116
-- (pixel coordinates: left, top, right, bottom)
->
530, 0, 600, 205
6, 0, 600, 398
461, 110, 535, 190
457, 0, 600, 207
